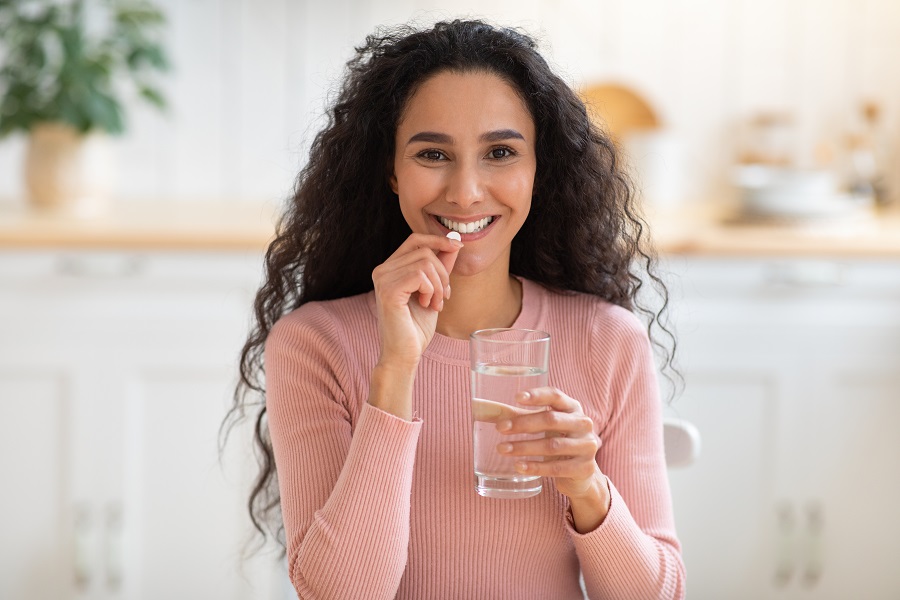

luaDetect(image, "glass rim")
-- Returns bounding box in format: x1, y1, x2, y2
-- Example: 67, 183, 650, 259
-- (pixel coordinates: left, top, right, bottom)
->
469, 328, 550, 343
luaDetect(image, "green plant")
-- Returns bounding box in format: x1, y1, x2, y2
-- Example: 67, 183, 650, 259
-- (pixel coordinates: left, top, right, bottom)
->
0, 0, 170, 138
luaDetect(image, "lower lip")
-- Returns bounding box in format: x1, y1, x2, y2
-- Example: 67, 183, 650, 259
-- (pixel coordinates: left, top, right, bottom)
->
432, 216, 500, 241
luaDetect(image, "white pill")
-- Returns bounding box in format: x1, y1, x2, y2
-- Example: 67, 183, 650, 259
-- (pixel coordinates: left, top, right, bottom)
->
446, 231, 462, 242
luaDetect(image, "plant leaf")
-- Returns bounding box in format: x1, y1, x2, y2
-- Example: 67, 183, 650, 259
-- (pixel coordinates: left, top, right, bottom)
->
115, 4, 166, 27
84, 89, 124, 134
1, 0, 169, 134
138, 85, 166, 110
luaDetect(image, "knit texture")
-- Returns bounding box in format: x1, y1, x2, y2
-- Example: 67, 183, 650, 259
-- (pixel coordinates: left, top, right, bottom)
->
265, 277, 686, 599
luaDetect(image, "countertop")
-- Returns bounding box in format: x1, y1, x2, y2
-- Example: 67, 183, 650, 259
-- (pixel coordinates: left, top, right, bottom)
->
1, 199, 899, 257
0, 200, 279, 251
646, 203, 900, 258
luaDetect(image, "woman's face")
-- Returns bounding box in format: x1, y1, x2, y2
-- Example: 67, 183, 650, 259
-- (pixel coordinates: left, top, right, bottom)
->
391, 70, 537, 278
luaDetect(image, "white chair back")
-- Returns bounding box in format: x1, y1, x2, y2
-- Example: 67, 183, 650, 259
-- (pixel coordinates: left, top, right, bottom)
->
663, 417, 701, 468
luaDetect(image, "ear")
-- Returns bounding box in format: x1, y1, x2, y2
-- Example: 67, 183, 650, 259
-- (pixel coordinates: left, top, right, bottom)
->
389, 173, 399, 195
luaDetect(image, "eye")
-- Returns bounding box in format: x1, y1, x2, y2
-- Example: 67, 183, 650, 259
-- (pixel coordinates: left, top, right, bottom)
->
416, 149, 447, 162
488, 146, 516, 160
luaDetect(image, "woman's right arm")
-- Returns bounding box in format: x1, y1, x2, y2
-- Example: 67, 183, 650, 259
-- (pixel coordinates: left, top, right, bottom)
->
266, 234, 462, 600
368, 233, 463, 418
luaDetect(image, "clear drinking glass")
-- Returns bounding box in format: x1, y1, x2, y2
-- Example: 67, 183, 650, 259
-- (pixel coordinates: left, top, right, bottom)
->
470, 328, 550, 499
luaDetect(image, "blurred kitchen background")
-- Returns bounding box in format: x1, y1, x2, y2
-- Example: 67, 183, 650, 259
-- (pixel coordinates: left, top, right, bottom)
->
1, 1, 899, 600
1, 0, 899, 206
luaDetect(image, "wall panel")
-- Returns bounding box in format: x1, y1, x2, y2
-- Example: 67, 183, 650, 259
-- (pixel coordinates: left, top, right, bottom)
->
0, 0, 896, 207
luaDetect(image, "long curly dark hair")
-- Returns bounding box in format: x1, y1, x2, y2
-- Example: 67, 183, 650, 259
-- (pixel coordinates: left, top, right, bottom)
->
221, 18, 678, 551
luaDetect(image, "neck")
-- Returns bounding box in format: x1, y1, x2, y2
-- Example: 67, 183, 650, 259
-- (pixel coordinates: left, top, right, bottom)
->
436, 265, 523, 340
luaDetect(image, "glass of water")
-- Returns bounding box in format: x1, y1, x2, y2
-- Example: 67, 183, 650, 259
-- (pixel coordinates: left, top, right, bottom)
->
470, 328, 550, 499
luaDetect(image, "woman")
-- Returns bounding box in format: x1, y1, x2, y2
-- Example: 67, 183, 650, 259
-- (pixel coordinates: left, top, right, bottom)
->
227, 19, 685, 600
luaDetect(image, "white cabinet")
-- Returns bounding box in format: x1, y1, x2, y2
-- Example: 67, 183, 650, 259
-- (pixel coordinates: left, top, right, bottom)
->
0, 250, 286, 600
661, 257, 900, 600
6, 248, 898, 600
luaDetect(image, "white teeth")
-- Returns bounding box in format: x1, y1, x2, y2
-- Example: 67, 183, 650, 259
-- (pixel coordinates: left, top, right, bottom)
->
438, 216, 494, 234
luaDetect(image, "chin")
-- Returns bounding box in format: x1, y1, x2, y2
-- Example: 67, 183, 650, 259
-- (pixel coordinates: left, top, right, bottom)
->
450, 255, 499, 278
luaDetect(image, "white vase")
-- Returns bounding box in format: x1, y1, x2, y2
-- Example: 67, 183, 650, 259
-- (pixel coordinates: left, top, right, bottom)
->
24, 122, 115, 218
622, 129, 685, 210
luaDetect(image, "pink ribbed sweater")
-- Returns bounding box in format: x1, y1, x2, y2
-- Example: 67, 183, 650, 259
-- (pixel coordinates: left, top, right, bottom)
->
265, 278, 685, 600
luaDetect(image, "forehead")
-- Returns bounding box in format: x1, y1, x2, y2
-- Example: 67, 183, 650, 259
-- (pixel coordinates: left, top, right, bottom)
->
397, 70, 534, 137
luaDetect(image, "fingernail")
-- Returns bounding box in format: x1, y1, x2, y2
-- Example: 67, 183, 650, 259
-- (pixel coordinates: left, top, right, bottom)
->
451, 239, 464, 248
517, 391, 531, 402
515, 462, 529, 473
498, 443, 512, 454
445, 285, 451, 299
497, 420, 512, 432
438, 300, 444, 311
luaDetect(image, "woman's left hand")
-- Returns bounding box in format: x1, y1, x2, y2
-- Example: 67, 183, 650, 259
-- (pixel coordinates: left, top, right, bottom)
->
496, 387, 603, 501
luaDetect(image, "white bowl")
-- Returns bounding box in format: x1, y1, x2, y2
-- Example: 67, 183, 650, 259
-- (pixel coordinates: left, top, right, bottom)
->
734, 166, 846, 218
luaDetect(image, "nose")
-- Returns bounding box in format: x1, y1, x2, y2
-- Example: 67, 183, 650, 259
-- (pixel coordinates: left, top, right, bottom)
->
446, 160, 484, 208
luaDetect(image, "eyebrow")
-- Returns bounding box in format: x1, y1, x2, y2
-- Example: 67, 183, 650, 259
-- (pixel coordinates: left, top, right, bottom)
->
406, 129, 526, 145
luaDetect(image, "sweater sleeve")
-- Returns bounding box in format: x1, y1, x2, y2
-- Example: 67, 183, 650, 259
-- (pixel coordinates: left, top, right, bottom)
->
265, 304, 423, 600
569, 305, 686, 600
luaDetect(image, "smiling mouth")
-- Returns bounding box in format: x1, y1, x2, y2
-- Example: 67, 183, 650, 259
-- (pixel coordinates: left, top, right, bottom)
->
436, 215, 496, 234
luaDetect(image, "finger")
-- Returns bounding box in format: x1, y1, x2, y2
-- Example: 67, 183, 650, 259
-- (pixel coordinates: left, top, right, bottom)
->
379, 250, 449, 310
415, 270, 436, 309
381, 269, 436, 309
498, 410, 594, 437
394, 235, 462, 298
472, 398, 545, 423
516, 387, 582, 413
498, 433, 600, 459
390, 233, 464, 261
436, 241, 463, 280
394, 255, 444, 311
378, 267, 434, 306
512, 456, 599, 480
421, 260, 446, 311
388, 248, 451, 297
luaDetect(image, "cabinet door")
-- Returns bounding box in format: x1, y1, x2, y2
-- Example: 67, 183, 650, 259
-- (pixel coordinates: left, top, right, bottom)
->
816, 372, 900, 599
0, 251, 282, 600
0, 374, 71, 600
662, 273, 786, 600
776, 323, 900, 599
665, 372, 778, 600
664, 257, 900, 600
116, 365, 265, 600
81, 253, 280, 600
0, 252, 114, 600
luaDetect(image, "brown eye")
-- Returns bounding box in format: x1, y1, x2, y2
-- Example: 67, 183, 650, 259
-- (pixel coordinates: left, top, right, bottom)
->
489, 147, 514, 160
418, 149, 446, 161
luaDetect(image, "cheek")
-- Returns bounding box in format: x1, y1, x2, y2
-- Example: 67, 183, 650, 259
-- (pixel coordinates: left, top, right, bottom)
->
398, 168, 442, 204
496, 167, 535, 213
396, 169, 437, 226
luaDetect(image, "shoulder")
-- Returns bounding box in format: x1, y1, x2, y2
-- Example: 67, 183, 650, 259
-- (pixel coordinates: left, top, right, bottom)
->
267, 292, 376, 358
535, 282, 647, 347
525, 280, 650, 369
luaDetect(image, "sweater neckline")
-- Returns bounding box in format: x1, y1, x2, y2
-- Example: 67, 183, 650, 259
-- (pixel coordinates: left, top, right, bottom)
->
365, 277, 547, 366
426, 276, 546, 365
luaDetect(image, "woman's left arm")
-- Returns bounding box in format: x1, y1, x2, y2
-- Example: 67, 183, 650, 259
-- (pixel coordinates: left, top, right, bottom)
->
497, 309, 686, 600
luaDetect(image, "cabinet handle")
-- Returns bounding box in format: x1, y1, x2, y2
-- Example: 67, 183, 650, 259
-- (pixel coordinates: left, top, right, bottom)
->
73, 504, 93, 591
773, 501, 797, 587
801, 501, 825, 587
105, 503, 124, 591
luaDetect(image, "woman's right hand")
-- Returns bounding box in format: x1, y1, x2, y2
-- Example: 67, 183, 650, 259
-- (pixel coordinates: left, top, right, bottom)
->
371, 233, 463, 369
